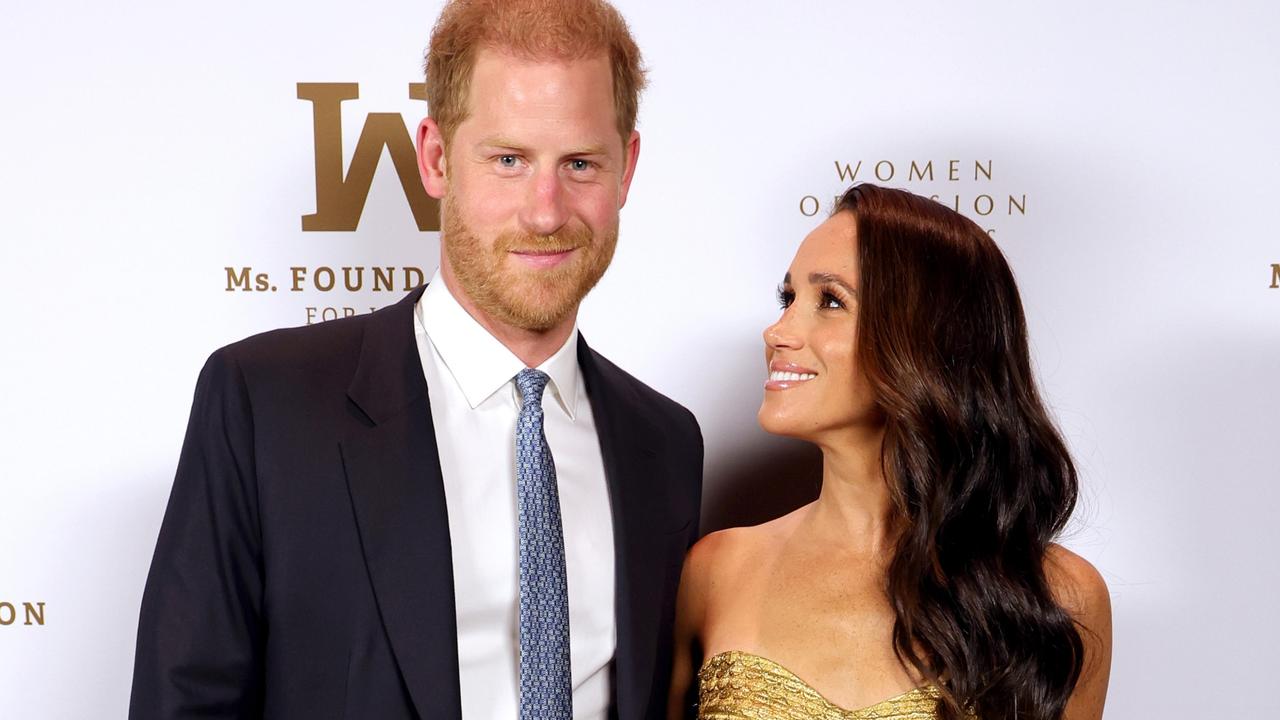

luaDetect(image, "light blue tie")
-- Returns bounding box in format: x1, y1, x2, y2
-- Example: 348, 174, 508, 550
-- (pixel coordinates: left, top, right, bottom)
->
514, 369, 573, 720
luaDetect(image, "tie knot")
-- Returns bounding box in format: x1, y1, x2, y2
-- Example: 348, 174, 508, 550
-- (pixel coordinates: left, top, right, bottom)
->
515, 368, 550, 406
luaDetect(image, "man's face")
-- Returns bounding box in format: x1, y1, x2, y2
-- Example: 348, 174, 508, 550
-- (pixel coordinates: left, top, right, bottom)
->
420, 48, 640, 332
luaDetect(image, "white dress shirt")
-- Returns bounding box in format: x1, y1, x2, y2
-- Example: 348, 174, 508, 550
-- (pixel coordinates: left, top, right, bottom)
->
414, 271, 616, 720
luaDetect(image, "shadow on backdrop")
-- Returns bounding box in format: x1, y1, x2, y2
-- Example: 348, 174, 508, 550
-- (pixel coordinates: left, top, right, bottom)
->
701, 436, 824, 534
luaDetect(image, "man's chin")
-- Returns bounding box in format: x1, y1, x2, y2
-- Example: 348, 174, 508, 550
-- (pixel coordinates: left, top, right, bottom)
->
505, 288, 576, 322
492, 302, 574, 334
470, 273, 572, 331
462, 249, 611, 332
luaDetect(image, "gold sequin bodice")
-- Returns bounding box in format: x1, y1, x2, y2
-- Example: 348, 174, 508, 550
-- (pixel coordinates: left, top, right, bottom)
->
698, 651, 944, 720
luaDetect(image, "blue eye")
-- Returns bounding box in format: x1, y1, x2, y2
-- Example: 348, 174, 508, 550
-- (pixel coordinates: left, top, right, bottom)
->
569, 159, 591, 171
498, 155, 518, 168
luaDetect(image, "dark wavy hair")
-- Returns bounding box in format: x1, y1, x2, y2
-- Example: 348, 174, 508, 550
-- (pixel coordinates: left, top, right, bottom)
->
836, 184, 1083, 720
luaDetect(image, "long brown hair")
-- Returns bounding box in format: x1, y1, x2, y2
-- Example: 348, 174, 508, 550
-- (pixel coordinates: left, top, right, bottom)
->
838, 184, 1083, 720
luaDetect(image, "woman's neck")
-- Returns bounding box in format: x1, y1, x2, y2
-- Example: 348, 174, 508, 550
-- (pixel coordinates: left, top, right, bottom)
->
809, 428, 896, 556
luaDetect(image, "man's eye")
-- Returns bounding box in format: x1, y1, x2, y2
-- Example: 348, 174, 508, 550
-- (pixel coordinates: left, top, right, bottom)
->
569, 159, 591, 171
498, 155, 518, 168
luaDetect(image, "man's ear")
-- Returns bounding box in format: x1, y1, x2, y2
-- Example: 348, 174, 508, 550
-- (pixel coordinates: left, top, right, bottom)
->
417, 117, 448, 199
618, 130, 641, 209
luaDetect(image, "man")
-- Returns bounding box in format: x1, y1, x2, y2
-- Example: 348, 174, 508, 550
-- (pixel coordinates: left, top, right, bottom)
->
128, 1, 702, 718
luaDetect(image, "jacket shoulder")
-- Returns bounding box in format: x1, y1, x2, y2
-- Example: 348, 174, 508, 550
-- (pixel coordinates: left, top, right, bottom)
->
194, 313, 377, 408
221, 312, 367, 366
585, 347, 700, 438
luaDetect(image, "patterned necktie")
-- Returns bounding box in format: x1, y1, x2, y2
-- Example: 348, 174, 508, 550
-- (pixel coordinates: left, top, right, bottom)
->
514, 368, 573, 719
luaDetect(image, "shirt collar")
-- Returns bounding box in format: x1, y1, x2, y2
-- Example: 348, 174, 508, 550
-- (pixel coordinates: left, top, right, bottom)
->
416, 270, 580, 419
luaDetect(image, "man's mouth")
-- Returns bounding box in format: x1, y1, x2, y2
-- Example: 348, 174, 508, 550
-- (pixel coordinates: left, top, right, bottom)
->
510, 247, 578, 268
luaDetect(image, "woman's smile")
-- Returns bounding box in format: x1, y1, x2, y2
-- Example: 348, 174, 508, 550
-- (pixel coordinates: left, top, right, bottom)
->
765, 360, 819, 389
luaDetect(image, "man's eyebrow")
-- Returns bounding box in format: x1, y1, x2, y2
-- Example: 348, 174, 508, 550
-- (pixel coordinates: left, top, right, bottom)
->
809, 272, 857, 296
473, 137, 610, 157
475, 136, 525, 150
566, 144, 610, 156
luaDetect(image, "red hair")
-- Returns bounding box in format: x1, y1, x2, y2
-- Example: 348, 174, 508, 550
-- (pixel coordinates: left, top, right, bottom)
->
424, 0, 647, 145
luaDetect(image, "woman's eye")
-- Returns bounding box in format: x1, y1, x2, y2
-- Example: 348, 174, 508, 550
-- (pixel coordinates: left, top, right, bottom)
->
776, 287, 795, 309
820, 291, 844, 309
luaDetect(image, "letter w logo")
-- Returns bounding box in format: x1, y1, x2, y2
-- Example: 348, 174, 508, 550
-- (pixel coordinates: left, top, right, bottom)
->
297, 83, 439, 231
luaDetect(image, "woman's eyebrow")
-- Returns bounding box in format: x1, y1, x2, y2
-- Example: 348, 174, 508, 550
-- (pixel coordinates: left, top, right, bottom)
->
808, 272, 857, 296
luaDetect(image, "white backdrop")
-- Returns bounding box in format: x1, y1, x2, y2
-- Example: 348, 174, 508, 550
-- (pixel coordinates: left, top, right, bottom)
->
2, 1, 1278, 717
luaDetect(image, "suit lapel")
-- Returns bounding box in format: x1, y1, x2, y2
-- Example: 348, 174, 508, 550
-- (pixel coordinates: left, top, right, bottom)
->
579, 338, 668, 720
341, 286, 463, 720
338, 299, 669, 719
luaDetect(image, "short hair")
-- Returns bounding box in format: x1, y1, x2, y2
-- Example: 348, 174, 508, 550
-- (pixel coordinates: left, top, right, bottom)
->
424, 0, 647, 147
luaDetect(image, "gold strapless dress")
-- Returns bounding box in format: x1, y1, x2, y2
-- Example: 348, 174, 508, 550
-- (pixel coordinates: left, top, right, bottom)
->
698, 651, 944, 720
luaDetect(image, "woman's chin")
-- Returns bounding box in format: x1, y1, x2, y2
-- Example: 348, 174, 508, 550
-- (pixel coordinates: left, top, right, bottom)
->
756, 408, 810, 440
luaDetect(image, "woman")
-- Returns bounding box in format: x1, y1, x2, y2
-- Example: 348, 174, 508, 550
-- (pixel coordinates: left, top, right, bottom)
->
669, 184, 1111, 720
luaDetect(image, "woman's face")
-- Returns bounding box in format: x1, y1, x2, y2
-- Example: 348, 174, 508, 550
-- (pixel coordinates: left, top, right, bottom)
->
758, 211, 882, 442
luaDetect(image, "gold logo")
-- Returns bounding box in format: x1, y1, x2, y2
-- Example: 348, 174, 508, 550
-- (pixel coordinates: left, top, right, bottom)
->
0, 601, 45, 627
297, 83, 440, 232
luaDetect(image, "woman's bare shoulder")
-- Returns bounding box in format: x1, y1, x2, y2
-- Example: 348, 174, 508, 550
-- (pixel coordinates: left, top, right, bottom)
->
1044, 544, 1111, 623
685, 506, 810, 588
675, 527, 753, 642
684, 526, 752, 581
1046, 546, 1113, 718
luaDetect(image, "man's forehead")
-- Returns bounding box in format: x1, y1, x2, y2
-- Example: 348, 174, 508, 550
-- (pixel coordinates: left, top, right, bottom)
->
466, 48, 613, 99
456, 49, 622, 149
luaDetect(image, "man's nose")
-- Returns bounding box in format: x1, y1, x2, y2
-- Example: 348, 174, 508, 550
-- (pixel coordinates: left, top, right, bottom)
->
520, 165, 569, 236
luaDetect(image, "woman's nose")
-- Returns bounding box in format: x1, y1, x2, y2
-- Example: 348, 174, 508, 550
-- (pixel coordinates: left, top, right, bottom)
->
763, 312, 802, 350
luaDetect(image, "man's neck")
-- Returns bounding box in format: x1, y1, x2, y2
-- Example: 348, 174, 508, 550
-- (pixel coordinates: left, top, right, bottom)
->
438, 268, 577, 369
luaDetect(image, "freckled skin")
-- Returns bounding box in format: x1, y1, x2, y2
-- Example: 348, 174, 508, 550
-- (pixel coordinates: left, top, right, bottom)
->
671, 214, 919, 712
731, 214, 913, 709
668, 213, 1111, 719
758, 211, 880, 445
415, 48, 641, 367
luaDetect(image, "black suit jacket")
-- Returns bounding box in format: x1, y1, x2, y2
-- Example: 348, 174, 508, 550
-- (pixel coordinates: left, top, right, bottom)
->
129, 285, 703, 720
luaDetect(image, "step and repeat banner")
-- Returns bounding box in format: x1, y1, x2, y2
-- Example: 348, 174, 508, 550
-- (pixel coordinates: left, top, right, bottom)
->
2, 0, 1277, 717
